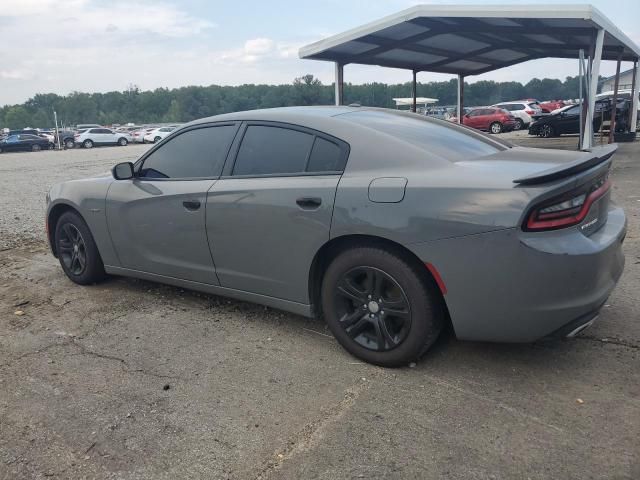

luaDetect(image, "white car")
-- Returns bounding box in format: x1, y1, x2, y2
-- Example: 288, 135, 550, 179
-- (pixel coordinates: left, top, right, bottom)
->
131, 127, 157, 143
74, 128, 131, 148
491, 101, 542, 130
143, 126, 177, 143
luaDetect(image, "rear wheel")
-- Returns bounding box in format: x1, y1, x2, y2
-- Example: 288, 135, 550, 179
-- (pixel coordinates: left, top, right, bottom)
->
31, 144, 41, 152
55, 211, 105, 285
321, 246, 443, 367
490, 122, 503, 134
154, 136, 161, 143
514, 118, 524, 130
118, 137, 128, 146
64, 139, 75, 149
83, 139, 93, 149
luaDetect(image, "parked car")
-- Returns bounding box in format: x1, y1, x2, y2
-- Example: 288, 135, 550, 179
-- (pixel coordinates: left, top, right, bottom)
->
539, 100, 566, 112
0, 133, 52, 153
455, 107, 516, 133
55, 130, 77, 149
492, 101, 541, 129
143, 126, 177, 143
74, 128, 131, 148
45, 107, 626, 367
75, 124, 102, 131
528, 99, 631, 138
131, 127, 157, 143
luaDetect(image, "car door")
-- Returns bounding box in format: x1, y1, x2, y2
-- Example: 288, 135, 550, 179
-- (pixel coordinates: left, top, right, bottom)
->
206, 122, 349, 304
555, 105, 580, 134
102, 128, 118, 144
106, 122, 240, 284
463, 110, 480, 128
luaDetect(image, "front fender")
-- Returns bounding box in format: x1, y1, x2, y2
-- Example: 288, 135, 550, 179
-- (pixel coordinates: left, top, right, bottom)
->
47, 176, 119, 266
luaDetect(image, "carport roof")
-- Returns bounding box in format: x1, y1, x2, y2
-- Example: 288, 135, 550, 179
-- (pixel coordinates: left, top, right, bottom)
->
299, 4, 640, 76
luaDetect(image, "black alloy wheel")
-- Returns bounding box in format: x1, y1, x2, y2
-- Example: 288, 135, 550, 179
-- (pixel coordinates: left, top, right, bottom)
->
58, 223, 87, 276
334, 266, 412, 352
54, 211, 106, 285
322, 246, 443, 367
540, 124, 555, 138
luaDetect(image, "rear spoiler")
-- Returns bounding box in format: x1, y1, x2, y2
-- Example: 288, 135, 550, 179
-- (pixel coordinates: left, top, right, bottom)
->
513, 144, 617, 185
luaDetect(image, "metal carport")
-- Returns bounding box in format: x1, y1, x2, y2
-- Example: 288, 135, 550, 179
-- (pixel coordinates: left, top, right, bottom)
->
299, 4, 640, 150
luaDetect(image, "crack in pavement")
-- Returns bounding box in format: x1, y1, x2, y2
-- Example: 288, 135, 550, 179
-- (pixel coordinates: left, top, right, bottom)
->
575, 335, 640, 350
253, 378, 371, 480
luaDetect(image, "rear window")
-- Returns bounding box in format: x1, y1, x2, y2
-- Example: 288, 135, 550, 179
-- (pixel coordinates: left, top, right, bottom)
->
340, 110, 504, 161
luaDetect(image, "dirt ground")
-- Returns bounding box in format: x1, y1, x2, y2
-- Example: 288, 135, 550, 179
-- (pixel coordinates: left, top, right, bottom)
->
1, 134, 639, 480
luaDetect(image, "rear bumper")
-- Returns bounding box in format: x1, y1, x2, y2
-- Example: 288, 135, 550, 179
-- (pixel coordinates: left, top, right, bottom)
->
407, 204, 626, 342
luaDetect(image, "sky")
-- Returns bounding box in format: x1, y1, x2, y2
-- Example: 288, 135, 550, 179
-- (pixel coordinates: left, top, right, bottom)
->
1, 0, 639, 106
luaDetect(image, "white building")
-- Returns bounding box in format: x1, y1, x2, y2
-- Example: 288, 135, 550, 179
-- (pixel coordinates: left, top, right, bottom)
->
601, 68, 635, 92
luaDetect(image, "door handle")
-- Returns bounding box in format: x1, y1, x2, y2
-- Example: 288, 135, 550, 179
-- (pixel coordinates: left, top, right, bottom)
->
296, 197, 322, 209
182, 200, 201, 211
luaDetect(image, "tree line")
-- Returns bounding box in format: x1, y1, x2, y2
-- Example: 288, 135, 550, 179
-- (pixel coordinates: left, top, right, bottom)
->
0, 74, 586, 129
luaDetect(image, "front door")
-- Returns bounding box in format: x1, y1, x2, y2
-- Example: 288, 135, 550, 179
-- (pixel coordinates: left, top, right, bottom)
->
105, 122, 240, 284
206, 123, 349, 304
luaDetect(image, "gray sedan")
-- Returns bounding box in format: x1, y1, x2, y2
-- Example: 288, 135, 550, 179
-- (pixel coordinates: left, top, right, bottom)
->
46, 107, 626, 367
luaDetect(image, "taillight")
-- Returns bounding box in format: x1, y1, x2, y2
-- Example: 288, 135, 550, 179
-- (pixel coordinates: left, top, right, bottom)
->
525, 177, 611, 231
525, 109, 535, 115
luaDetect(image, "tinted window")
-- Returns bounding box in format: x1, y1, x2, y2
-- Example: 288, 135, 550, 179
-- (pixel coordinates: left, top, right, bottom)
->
88, 129, 100, 133
467, 110, 481, 117
307, 137, 344, 172
233, 126, 314, 176
139, 125, 236, 179
341, 110, 503, 161
564, 106, 580, 115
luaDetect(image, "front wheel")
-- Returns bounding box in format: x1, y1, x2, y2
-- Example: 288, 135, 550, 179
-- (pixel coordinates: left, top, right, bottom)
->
55, 211, 105, 285
490, 122, 503, 134
64, 139, 75, 149
321, 246, 443, 367
32, 144, 42, 152
154, 136, 161, 143
539, 124, 555, 138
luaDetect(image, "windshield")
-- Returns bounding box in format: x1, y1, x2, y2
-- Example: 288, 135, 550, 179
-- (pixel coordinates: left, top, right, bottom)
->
339, 110, 506, 161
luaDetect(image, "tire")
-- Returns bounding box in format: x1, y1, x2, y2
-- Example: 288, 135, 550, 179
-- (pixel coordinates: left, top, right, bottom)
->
321, 246, 443, 367
514, 118, 524, 130
118, 137, 128, 146
83, 139, 93, 149
32, 144, 42, 152
154, 136, 161, 143
64, 139, 75, 149
54, 211, 105, 285
540, 124, 555, 138
490, 122, 503, 134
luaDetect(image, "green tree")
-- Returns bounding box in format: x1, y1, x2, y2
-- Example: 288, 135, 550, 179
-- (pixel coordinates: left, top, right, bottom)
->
4, 106, 31, 128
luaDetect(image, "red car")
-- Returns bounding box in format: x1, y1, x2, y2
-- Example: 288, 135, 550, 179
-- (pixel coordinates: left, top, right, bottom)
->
457, 107, 516, 134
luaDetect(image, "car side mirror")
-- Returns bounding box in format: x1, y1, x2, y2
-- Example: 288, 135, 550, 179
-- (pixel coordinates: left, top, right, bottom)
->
112, 162, 134, 180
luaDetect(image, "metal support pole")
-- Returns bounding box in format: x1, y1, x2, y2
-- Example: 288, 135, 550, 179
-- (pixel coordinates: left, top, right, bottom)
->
411, 70, 417, 113
578, 49, 584, 150
582, 29, 604, 150
631, 59, 639, 134
457, 74, 464, 124
334, 62, 344, 106
53, 110, 61, 151
608, 52, 623, 144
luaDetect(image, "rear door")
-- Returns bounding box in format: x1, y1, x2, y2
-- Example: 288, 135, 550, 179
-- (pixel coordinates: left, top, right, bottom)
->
206, 122, 349, 303
106, 123, 240, 284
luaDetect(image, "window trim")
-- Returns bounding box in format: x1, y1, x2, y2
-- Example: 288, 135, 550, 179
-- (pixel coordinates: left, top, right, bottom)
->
222, 121, 350, 179
133, 121, 241, 181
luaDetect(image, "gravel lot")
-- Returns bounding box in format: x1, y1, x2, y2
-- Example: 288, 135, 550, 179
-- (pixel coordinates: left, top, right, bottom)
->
1, 136, 639, 479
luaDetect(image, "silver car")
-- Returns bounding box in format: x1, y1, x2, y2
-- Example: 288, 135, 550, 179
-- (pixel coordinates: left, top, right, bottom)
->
46, 107, 626, 367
